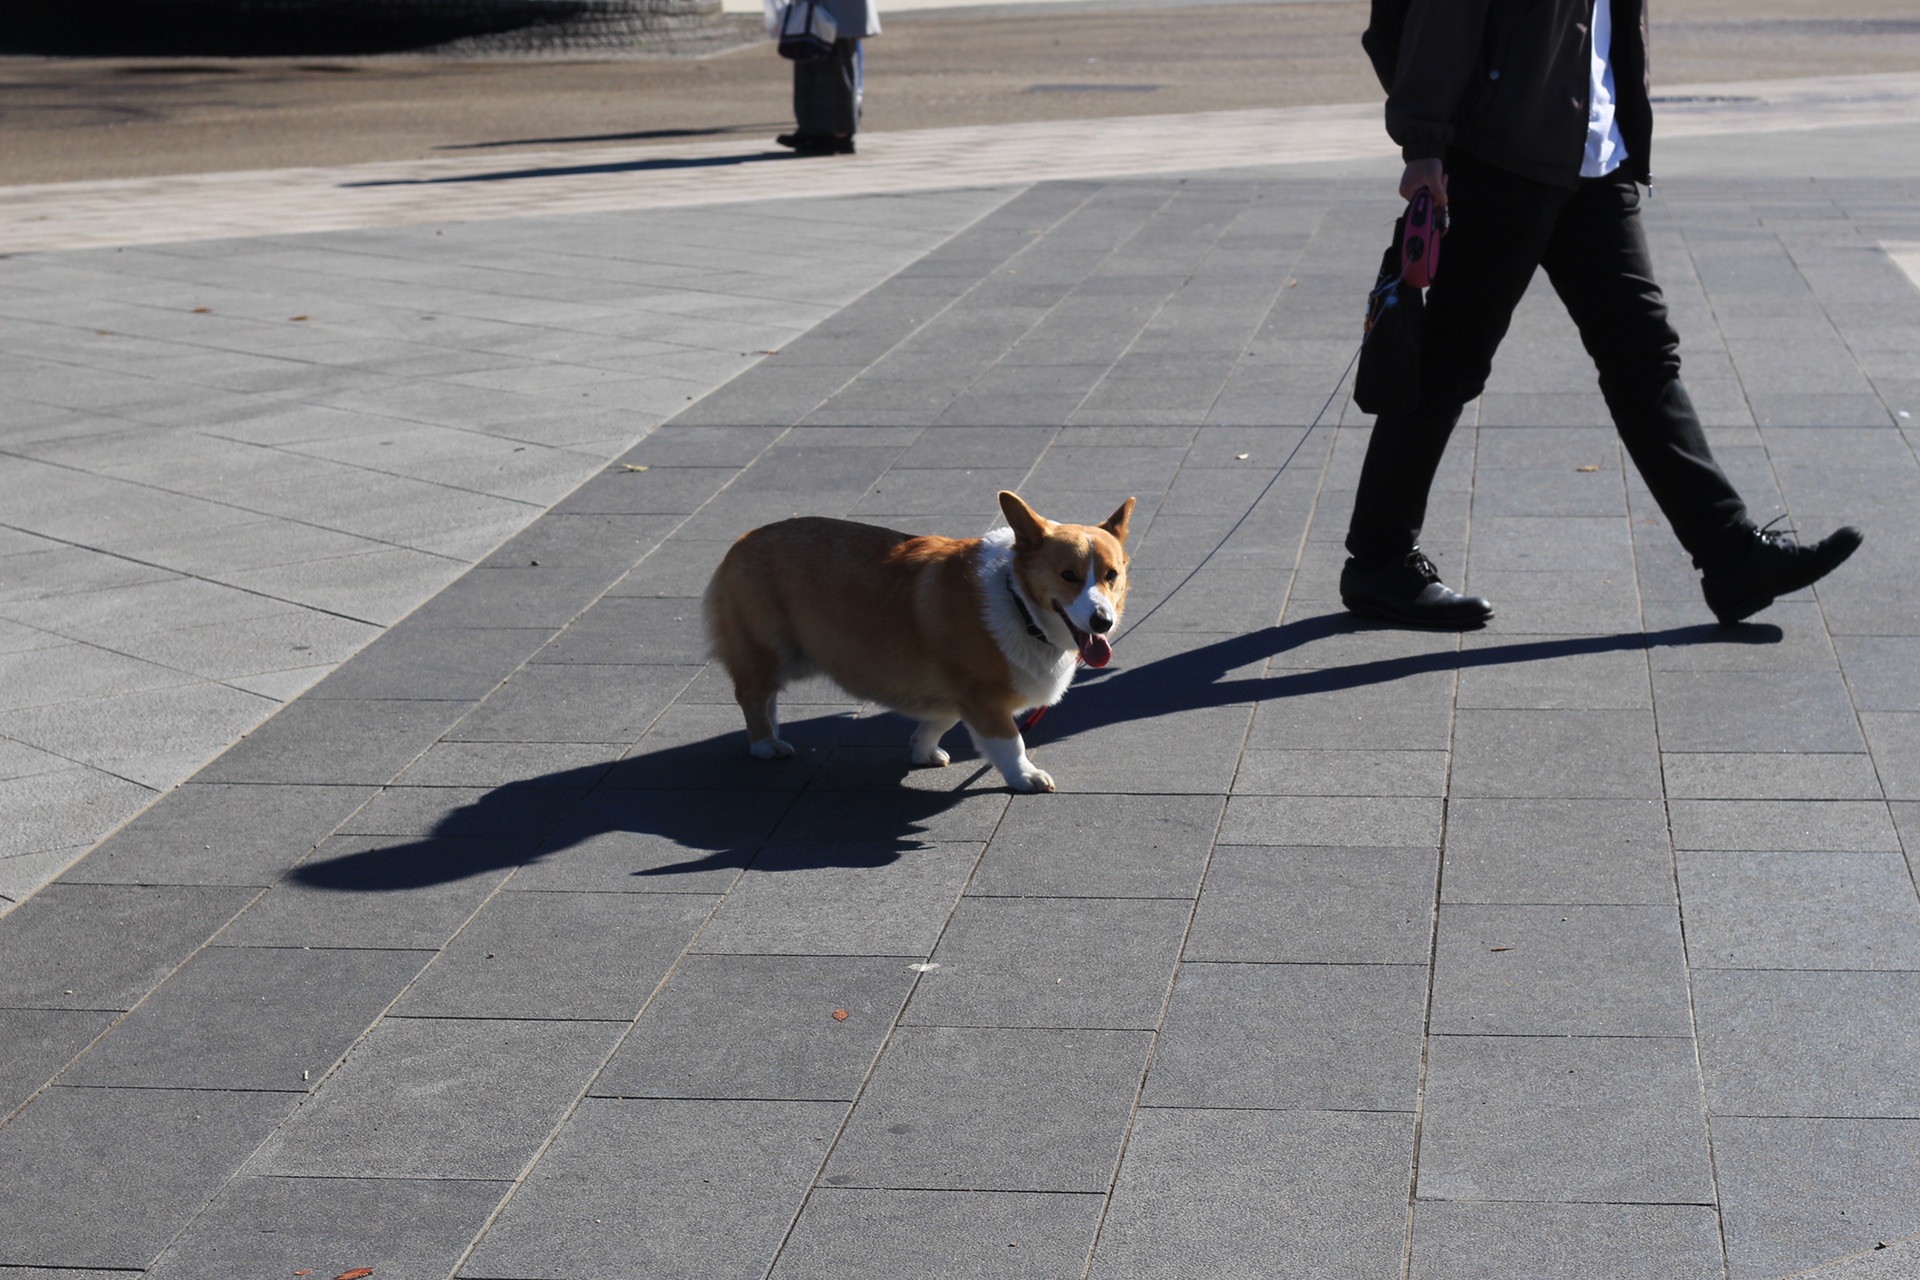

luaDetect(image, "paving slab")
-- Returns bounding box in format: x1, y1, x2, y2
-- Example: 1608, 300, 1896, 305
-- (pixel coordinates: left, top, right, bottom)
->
771, 1188, 1104, 1280
62, 945, 426, 1091
1409, 1202, 1725, 1280
1716, 1118, 1920, 1280
822, 1025, 1151, 1192
1091, 1107, 1414, 1280
595, 953, 917, 1101
144, 1176, 505, 1280
1144, 960, 1427, 1111
1430, 903, 1693, 1037
0, 1086, 297, 1270
252, 1015, 625, 1180
461, 1097, 845, 1280
1416, 1035, 1714, 1205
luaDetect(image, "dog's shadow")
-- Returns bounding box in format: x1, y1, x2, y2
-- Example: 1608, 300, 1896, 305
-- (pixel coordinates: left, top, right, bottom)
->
290, 613, 1780, 894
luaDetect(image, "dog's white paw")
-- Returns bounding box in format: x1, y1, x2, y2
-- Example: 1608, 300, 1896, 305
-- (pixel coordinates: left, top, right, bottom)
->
1014, 767, 1056, 794
750, 737, 796, 760
913, 745, 951, 768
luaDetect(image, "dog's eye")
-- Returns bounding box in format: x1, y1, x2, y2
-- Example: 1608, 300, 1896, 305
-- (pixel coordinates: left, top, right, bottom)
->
1105, 569, 1119, 583
1061, 569, 1081, 584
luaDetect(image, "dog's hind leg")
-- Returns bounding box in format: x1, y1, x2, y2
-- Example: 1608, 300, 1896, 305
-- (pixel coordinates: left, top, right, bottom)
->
909, 717, 958, 768
743, 691, 795, 759
720, 636, 796, 760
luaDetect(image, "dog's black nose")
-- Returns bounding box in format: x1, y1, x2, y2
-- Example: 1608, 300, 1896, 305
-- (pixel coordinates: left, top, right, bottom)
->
1090, 611, 1113, 634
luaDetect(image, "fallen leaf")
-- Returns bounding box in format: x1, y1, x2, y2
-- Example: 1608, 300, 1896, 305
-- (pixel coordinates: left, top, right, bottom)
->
620, 464, 650, 472
336, 1269, 374, 1280
1575, 464, 1601, 472
832, 1009, 850, 1021
290, 315, 309, 322
191, 306, 211, 314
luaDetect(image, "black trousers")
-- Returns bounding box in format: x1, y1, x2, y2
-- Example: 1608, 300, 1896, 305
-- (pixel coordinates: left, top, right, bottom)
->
1345, 148, 1753, 571
793, 38, 860, 138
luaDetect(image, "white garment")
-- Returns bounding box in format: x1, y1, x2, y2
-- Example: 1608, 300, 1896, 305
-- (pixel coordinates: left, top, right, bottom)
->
1582, 0, 1628, 178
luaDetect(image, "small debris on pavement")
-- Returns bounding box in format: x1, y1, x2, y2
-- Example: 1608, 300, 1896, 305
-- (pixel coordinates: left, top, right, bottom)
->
620, 464, 650, 472
832, 1009, 850, 1021
908, 963, 939, 972
1575, 465, 1601, 472
1490, 946, 1513, 952
335, 1270, 374, 1280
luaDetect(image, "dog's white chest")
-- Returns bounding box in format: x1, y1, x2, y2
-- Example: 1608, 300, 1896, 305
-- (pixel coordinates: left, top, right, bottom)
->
976, 531, 1081, 710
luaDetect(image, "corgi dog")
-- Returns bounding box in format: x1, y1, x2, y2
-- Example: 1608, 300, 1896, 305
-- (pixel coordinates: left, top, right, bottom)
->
704, 491, 1134, 793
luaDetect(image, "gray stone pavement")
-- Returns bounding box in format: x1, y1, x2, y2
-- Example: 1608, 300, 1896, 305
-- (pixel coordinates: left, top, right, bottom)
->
0, 189, 1015, 904
3, 109, 1920, 1279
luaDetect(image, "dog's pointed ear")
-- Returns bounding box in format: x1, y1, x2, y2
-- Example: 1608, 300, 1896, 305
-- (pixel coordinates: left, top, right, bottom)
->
999, 491, 1050, 546
1101, 497, 1136, 546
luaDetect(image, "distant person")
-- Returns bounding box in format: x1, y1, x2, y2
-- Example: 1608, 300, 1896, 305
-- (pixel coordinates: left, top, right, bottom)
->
1339, 0, 1862, 628
776, 0, 879, 156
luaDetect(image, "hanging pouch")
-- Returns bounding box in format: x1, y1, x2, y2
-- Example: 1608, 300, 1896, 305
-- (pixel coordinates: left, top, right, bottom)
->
1353, 217, 1425, 416
778, 0, 837, 61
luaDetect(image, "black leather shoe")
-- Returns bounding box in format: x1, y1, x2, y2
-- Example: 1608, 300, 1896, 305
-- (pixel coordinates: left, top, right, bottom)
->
1701, 523, 1863, 625
776, 133, 835, 154
1341, 550, 1493, 629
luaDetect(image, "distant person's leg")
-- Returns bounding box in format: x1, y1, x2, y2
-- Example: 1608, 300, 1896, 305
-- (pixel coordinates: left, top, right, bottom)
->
784, 40, 859, 155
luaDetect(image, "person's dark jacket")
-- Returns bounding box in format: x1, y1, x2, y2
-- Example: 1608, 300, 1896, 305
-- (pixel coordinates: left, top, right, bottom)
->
1365, 0, 1654, 189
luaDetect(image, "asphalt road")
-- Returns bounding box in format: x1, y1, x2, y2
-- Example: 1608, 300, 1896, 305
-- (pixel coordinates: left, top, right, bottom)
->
2, 0, 1918, 184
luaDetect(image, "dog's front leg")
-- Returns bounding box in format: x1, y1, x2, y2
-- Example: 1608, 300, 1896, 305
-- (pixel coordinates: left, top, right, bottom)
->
963, 710, 1054, 794
910, 718, 958, 768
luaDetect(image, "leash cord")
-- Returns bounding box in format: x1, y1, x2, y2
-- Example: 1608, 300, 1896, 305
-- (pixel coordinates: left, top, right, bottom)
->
1111, 336, 1366, 645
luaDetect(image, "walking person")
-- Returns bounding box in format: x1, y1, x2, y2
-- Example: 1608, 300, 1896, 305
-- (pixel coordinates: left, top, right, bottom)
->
777, 0, 878, 156
1339, 0, 1862, 627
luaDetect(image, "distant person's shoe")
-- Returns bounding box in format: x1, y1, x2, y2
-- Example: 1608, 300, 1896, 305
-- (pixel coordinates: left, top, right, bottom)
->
1701, 522, 1863, 624
1341, 550, 1493, 629
776, 132, 835, 154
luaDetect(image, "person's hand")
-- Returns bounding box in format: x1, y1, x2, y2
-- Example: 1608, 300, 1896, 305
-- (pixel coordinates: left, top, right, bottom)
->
1400, 158, 1447, 208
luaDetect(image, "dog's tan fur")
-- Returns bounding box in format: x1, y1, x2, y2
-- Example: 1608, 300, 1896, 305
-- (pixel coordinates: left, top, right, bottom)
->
704, 491, 1134, 792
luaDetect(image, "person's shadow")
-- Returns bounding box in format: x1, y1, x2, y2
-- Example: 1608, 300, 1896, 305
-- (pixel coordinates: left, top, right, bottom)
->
290, 612, 1780, 893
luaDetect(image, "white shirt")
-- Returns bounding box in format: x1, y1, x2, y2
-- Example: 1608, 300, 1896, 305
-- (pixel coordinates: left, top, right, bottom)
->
1582, 0, 1629, 177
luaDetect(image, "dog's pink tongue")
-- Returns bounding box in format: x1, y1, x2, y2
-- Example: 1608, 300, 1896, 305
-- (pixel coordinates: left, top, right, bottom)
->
1080, 633, 1113, 668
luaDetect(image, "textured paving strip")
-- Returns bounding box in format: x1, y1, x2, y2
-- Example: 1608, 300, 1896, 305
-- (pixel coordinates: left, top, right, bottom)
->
2, 72, 1917, 254
1, 151, 1918, 1277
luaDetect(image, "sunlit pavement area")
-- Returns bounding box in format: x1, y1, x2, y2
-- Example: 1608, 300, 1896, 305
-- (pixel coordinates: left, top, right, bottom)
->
2, 19, 1920, 1279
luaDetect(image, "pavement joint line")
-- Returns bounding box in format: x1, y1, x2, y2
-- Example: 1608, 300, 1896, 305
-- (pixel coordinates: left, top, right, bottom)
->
0, 72, 1915, 255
